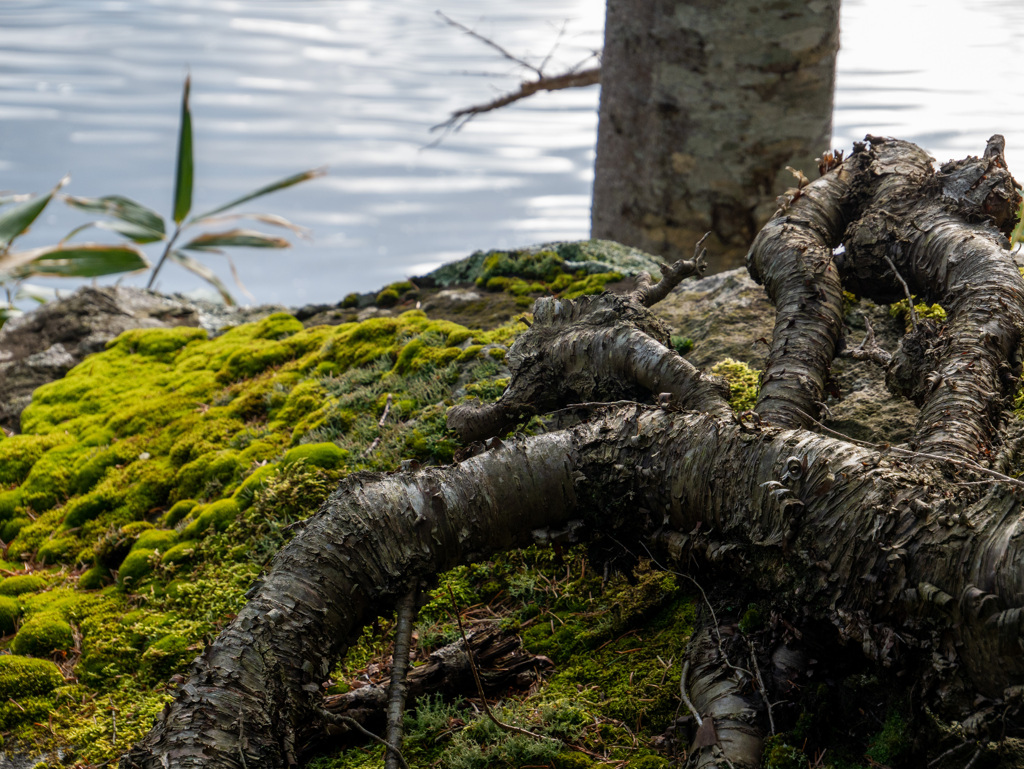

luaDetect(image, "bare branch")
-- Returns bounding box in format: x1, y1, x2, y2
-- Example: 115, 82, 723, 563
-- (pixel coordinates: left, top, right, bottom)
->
431, 66, 600, 136
631, 231, 710, 307
436, 11, 543, 75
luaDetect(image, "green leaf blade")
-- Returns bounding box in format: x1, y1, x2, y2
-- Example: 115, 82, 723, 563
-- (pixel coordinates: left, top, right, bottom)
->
168, 250, 235, 305
181, 229, 291, 251
172, 76, 194, 225
0, 176, 69, 250
1011, 198, 1024, 250
7, 243, 150, 279
64, 194, 166, 241
191, 167, 326, 221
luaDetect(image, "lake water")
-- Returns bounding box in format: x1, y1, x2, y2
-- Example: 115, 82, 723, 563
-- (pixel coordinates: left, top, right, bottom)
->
2, 0, 1023, 307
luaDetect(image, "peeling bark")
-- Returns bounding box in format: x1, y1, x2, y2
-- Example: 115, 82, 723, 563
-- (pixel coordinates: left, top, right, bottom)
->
125, 137, 1024, 767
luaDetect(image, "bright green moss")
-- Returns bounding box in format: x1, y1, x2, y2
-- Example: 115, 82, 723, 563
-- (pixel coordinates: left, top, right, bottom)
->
251, 313, 303, 341
62, 486, 123, 529
0, 595, 21, 633
0, 516, 29, 542
446, 329, 473, 346
0, 574, 48, 596
0, 488, 23, 521
561, 271, 623, 299
132, 529, 178, 553
0, 301, 534, 761
21, 586, 95, 619
108, 326, 207, 361
73, 441, 140, 494
889, 297, 946, 329
78, 565, 111, 590
36, 536, 80, 565
181, 498, 240, 538
163, 499, 198, 528
376, 288, 400, 307
11, 612, 74, 656
139, 632, 194, 682
92, 521, 153, 570
0, 655, 63, 698
160, 539, 200, 566
457, 345, 484, 362
341, 292, 359, 308
233, 464, 278, 510
117, 549, 157, 586
0, 433, 72, 485
282, 442, 347, 470
174, 450, 241, 500
710, 358, 761, 412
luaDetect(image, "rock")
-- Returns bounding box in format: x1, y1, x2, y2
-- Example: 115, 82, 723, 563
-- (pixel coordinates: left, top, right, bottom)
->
0, 243, 921, 445
0, 286, 286, 434
655, 266, 919, 445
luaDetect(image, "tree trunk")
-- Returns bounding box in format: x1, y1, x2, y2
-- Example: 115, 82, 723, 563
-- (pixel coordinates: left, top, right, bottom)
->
591, 0, 840, 271
123, 136, 1024, 767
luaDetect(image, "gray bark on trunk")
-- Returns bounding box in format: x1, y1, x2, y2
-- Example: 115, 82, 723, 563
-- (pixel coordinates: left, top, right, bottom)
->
591, 0, 840, 270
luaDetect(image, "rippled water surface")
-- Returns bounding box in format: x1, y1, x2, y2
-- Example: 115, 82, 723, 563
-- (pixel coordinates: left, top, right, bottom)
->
2, 0, 1023, 305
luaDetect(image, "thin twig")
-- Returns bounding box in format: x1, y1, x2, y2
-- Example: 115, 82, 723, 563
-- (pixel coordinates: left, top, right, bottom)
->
883, 254, 918, 328
926, 740, 974, 768
748, 644, 775, 735
431, 66, 600, 136
843, 314, 892, 367
632, 232, 711, 307
679, 660, 702, 726
436, 11, 542, 75
379, 393, 394, 427
385, 588, 419, 769
319, 711, 411, 769
792, 406, 1024, 491
447, 587, 559, 744
633, 539, 750, 678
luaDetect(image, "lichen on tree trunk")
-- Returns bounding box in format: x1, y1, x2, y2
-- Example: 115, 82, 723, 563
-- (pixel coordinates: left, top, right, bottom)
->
124, 136, 1024, 768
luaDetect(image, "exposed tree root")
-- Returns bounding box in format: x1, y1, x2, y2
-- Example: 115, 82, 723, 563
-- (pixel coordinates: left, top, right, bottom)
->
124, 137, 1024, 768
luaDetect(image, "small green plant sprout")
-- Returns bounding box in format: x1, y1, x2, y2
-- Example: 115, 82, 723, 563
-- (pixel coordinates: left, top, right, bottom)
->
0, 176, 149, 327
1012, 197, 1024, 251
62, 76, 325, 305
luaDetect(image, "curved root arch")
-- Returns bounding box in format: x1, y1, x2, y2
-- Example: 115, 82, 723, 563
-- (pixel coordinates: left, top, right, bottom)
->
125, 137, 1024, 768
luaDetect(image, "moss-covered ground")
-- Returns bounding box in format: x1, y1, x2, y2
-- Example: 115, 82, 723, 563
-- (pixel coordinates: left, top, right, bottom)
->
0, 305, 527, 765
0, 246, 961, 768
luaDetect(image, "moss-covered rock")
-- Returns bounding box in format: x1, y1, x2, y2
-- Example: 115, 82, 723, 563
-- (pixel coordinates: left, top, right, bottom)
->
164, 498, 198, 528
11, 612, 74, 656
0, 595, 21, 634
132, 529, 178, 554
117, 549, 158, 586
139, 633, 194, 682
281, 442, 347, 469
180, 498, 240, 539
160, 540, 200, 566
0, 575, 48, 596
0, 655, 63, 698
78, 565, 111, 590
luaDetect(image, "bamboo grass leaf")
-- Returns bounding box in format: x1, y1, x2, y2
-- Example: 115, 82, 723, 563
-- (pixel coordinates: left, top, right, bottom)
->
192, 212, 311, 239
172, 76, 194, 224
0, 175, 70, 250
168, 249, 236, 305
181, 229, 291, 252
4, 243, 149, 279
190, 167, 326, 221
63, 194, 166, 242
1011, 199, 1024, 250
